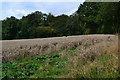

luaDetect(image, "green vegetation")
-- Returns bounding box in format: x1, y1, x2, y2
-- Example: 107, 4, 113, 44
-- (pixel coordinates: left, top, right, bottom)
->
1, 47, 119, 79
2, 2, 120, 40
83, 43, 91, 49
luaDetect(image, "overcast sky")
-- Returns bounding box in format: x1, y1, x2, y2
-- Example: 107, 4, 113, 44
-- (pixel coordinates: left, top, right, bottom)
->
1, 2, 83, 20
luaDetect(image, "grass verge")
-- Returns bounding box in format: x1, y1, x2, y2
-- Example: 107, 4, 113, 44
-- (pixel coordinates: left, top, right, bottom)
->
1, 46, 119, 79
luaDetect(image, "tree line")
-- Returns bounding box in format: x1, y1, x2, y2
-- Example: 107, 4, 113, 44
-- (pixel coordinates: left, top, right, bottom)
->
2, 2, 120, 40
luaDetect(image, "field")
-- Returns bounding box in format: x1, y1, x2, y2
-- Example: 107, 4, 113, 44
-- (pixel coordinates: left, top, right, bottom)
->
1, 35, 119, 79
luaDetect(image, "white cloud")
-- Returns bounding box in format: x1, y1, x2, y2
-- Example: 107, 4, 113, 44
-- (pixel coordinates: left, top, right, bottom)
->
65, 8, 78, 16
1, 0, 85, 2
8, 9, 30, 19
1, 2, 81, 19
0, 2, 2, 19
2, 0, 119, 2
31, 2, 80, 16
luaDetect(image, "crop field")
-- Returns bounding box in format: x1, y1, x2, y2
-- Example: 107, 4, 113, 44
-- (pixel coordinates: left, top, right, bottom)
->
2, 35, 118, 61
1, 35, 119, 79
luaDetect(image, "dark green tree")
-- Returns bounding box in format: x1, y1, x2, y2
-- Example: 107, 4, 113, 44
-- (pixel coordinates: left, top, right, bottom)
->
2, 16, 18, 40
96, 2, 120, 33
76, 2, 101, 34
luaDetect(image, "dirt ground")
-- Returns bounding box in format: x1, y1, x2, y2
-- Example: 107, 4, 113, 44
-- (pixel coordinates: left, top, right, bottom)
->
1, 34, 118, 61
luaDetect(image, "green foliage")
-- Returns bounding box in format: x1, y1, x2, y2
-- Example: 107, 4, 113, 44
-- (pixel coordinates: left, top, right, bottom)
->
2, 16, 19, 40
2, 2, 120, 40
83, 43, 91, 49
1, 47, 119, 78
76, 2, 101, 34
96, 2, 120, 34
1, 50, 69, 78
29, 26, 59, 38
75, 53, 119, 78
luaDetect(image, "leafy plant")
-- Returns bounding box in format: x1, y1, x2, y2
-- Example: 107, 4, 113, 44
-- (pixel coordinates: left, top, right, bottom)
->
83, 43, 91, 49
1, 46, 119, 78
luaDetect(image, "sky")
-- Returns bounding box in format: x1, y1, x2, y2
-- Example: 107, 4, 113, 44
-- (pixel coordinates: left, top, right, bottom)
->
1, 2, 83, 20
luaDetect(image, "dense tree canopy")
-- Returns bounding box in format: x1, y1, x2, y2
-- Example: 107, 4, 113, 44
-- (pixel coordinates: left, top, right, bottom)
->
2, 2, 120, 40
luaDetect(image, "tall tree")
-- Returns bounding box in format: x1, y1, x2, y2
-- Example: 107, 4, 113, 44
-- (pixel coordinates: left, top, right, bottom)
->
76, 2, 101, 34
2, 16, 18, 40
97, 2, 119, 33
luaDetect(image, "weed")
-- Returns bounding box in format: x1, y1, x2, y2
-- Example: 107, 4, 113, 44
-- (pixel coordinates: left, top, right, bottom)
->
1, 46, 119, 78
83, 43, 91, 49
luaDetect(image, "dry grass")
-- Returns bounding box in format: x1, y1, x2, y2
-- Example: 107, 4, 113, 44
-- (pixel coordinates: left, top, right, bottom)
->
64, 42, 118, 78
2, 35, 119, 78
55, 35, 118, 78
2, 35, 118, 62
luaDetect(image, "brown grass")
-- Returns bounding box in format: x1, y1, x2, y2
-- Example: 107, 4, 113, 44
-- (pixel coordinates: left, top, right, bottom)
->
2, 35, 118, 62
